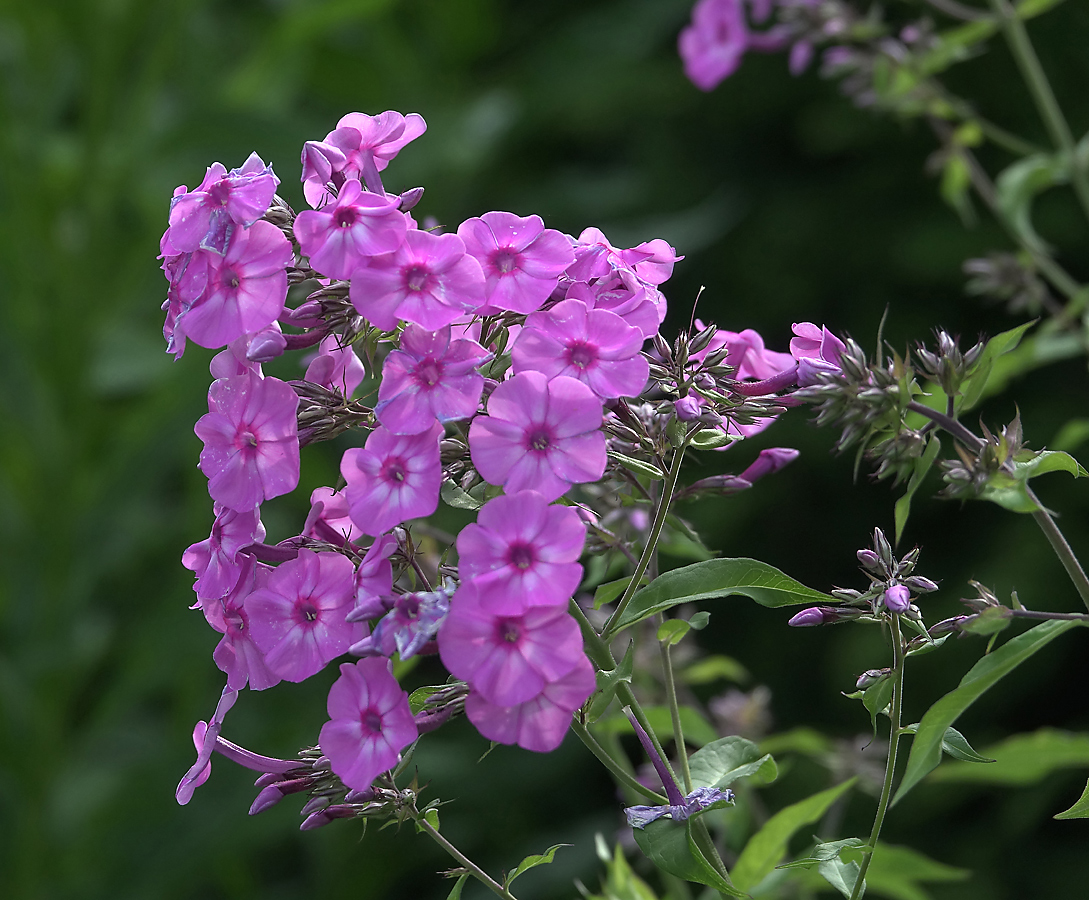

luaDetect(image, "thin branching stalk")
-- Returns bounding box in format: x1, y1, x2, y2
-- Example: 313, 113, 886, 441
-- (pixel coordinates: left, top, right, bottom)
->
410, 807, 519, 900
658, 623, 693, 793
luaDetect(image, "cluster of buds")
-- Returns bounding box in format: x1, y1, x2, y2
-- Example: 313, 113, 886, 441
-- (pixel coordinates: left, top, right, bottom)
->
964, 252, 1056, 316
914, 330, 984, 399
939, 412, 1026, 500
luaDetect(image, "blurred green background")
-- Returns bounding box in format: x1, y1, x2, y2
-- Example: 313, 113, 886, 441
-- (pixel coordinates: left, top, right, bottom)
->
1, 0, 1087, 898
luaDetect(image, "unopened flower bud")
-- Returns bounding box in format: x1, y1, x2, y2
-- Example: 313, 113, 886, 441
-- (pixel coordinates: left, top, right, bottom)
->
398, 186, 425, 212
904, 575, 939, 593
855, 668, 891, 690
788, 607, 828, 627
674, 396, 703, 421
929, 615, 972, 637
739, 447, 799, 483
344, 787, 376, 804
249, 784, 287, 815
300, 804, 356, 831
254, 771, 282, 789
883, 584, 911, 613
299, 795, 332, 817
856, 550, 882, 571
247, 330, 287, 363
831, 587, 863, 602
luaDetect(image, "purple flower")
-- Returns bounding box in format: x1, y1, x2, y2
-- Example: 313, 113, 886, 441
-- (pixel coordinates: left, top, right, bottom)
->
349, 534, 399, 621
438, 583, 586, 707
303, 487, 361, 545
375, 324, 490, 434
341, 423, 443, 536
194, 373, 300, 512
294, 179, 408, 281
464, 656, 596, 752
176, 685, 239, 804
319, 658, 418, 791
679, 0, 749, 91
349, 230, 485, 331
456, 491, 586, 614
304, 334, 366, 398
693, 323, 794, 380
457, 212, 575, 314
790, 322, 846, 386
739, 447, 799, 484
211, 556, 282, 691
247, 548, 362, 683
512, 299, 649, 400
883, 584, 912, 613
565, 278, 664, 340
182, 504, 265, 603
174, 221, 292, 351
168, 153, 280, 254
209, 324, 287, 378
468, 372, 606, 501
354, 583, 453, 659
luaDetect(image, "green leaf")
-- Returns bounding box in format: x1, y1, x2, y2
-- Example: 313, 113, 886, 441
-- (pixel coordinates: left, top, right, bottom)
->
504, 843, 570, 889
1014, 449, 1088, 480
818, 857, 864, 899
760, 728, 835, 758
409, 685, 447, 715
614, 559, 834, 631
589, 642, 634, 722
939, 726, 995, 763
977, 330, 1084, 402
932, 728, 1089, 785
689, 736, 778, 791
608, 451, 665, 480
893, 620, 1082, 804
440, 478, 483, 510
852, 841, 969, 899
656, 619, 690, 647
678, 654, 749, 685
445, 874, 469, 900
863, 677, 895, 736
1053, 418, 1089, 453
778, 837, 870, 870
596, 705, 719, 747
730, 779, 857, 892
594, 576, 635, 610
957, 321, 1035, 413
688, 428, 735, 450
633, 820, 746, 897
589, 840, 660, 900
894, 435, 941, 543
414, 807, 440, 834
906, 633, 950, 659
688, 611, 711, 630
996, 153, 1067, 252
1055, 777, 1089, 819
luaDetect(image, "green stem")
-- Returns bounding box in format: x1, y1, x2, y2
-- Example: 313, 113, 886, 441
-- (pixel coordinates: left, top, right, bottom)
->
604, 443, 687, 637
849, 616, 907, 900
1025, 484, 1089, 612
658, 620, 693, 792
569, 717, 667, 803
411, 807, 519, 900
987, 0, 1089, 223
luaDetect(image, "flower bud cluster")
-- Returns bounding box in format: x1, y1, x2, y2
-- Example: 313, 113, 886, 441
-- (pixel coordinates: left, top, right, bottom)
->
964, 253, 1054, 316
939, 413, 1026, 500
914, 331, 984, 399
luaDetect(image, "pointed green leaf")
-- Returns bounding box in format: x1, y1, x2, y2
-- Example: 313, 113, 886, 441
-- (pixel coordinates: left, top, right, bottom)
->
895, 435, 941, 543
893, 620, 1082, 804
594, 576, 636, 610
863, 677, 895, 736
933, 728, 1089, 785
633, 820, 746, 897
939, 726, 995, 763
614, 559, 834, 631
818, 856, 864, 899
445, 874, 469, 900
777, 838, 870, 870
656, 619, 690, 647
687, 611, 711, 630
1015, 449, 1087, 480
1055, 777, 1089, 819
409, 685, 447, 715
440, 478, 483, 510
957, 321, 1035, 412
608, 452, 665, 480
996, 153, 1067, 252
730, 779, 857, 891
504, 843, 570, 889
855, 841, 969, 896
689, 736, 778, 792
689, 429, 735, 450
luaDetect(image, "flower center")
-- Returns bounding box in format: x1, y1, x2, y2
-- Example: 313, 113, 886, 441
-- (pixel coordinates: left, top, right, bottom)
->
221, 268, 241, 290
492, 248, 518, 275
382, 457, 407, 484
498, 620, 521, 643
405, 265, 430, 292
566, 340, 597, 370
335, 207, 357, 229
507, 543, 535, 570
528, 429, 551, 452
299, 600, 319, 623
399, 595, 421, 620
208, 182, 231, 206
235, 428, 259, 453
414, 359, 443, 388
362, 709, 383, 733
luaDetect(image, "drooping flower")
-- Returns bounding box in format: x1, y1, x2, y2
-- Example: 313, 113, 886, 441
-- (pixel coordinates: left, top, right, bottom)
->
512, 298, 649, 400
456, 491, 586, 614
246, 548, 362, 683
457, 212, 575, 314
194, 373, 300, 512
304, 334, 366, 398
375, 324, 490, 434
319, 658, 418, 790
438, 583, 586, 708
353, 582, 453, 659
176, 685, 239, 805
468, 372, 606, 501
349, 230, 485, 331
341, 423, 443, 536
182, 504, 265, 603
464, 655, 596, 752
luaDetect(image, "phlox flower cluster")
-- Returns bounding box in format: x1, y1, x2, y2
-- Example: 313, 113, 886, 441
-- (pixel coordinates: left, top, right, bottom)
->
163, 107, 828, 828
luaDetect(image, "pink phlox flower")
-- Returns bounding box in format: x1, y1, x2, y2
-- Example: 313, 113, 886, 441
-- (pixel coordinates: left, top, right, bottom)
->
679, 0, 750, 91
456, 491, 586, 614
341, 422, 443, 536
209, 322, 287, 378
464, 655, 595, 753
348, 534, 400, 621
211, 555, 282, 691
172, 220, 292, 351
303, 486, 361, 545
739, 447, 799, 483
247, 548, 362, 683
302, 111, 427, 207
790, 321, 846, 386
176, 684, 239, 804
438, 582, 586, 707
456, 212, 575, 314
352, 581, 454, 659
693, 322, 794, 381
319, 658, 419, 791
512, 298, 649, 400
195, 372, 300, 512
349, 229, 485, 332
375, 324, 490, 434
168, 153, 280, 255
565, 277, 664, 339
468, 371, 606, 502
884, 584, 912, 613
304, 334, 366, 398
182, 503, 265, 604
294, 179, 408, 281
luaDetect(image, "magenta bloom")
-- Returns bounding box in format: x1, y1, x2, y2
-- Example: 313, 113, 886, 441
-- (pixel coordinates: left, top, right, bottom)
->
694, 323, 794, 380
211, 556, 282, 691
513, 298, 649, 400
304, 335, 366, 398
438, 583, 586, 707
565, 278, 664, 340
790, 322, 846, 386
457, 491, 586, 614
194, 373, 300, 512
465, 656, 595, 752
303, 487, 361, 544
679, 0, 749, 91
457, 212, 575, 314
884, 584, 912, 613
247, 548, 362, 683
341, 423, 443, 536
168, 153, 280, 254
354, 583, 453, 659
349, 534, 399, 621
469, 372, 606, 501
349, 230, 485, 331
175, 221, 292, 351
319, 658, 418, 790
294, 179, 408, 281
739, 447, 799, 484
302, 111, 427, 207
375, 325, 490, 434
182, 504, 265, 603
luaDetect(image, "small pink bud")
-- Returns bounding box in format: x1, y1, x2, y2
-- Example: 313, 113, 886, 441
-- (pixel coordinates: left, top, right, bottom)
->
884, 584, 911, 613
788, 607, 826, 627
